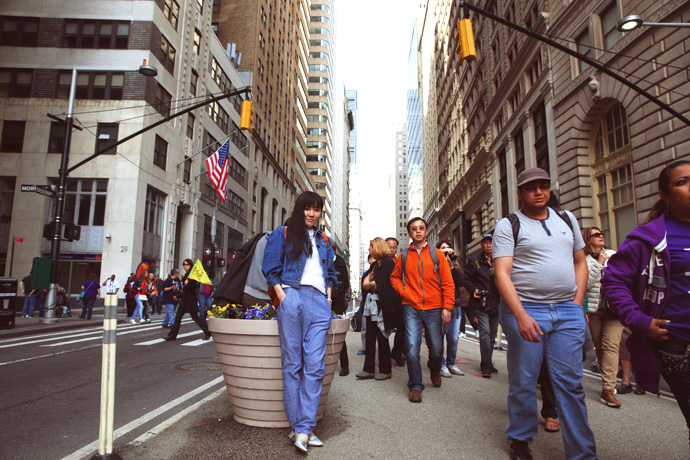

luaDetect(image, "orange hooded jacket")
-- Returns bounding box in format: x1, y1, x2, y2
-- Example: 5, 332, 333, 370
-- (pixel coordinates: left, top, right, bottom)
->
390, 243, 455, 311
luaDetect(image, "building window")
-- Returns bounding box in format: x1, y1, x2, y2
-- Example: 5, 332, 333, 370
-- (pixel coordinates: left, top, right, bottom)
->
162, 0, 180, 29
228, 156, 247, 189
227, 189, 246, 219
230, 121, 248, 153
576, 29, 591, 73
592, 102, 635, 248
193, 29, 201, 55
196, 0, 204, 16
64, 20, 129, 49
48, 122, 65, 153
183, 156, 191, 183
212, 0, 221, 13
600, 3, 621, 50
154, 83, 172, 117
0, 16, 39, 46
143, 186, 165, 260
57, 71, 124, 100
513, 130, 525, 176
159, 35, 176, 74
498, 148, 509, 217
533, 104, 549, 172
153, 135, 168, 170
60, 179, 108, 227
95, 123, 119, 155
0, 68, 32, 98
207, 100, 229, 132
0, 120, 25, 152
190, 70, 198, 97
186, 113, 195, 139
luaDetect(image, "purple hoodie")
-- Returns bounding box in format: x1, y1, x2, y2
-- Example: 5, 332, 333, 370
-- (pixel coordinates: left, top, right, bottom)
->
600, 215, 670, 394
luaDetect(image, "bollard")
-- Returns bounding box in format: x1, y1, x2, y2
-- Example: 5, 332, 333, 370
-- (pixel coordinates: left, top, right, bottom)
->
91, 294, 122, 460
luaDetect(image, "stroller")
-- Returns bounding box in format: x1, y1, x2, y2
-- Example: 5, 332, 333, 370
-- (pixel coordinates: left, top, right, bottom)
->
55, 286, 72, 318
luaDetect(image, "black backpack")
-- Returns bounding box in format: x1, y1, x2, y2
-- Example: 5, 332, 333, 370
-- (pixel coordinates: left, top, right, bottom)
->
213, 232, 266, 305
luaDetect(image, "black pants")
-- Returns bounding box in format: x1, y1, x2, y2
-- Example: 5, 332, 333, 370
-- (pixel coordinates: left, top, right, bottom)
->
126, 297, 135, 317
391, 317, 406, 361
340, 341, 349, 370
539, 360, 558, 419
363, 315, 391, 374
168, 307, 209, 339
460, 306, 478, 333
659, 338, 690, 449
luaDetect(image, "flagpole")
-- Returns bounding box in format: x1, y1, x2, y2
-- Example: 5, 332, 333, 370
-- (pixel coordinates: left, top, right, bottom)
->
211, 195, 217, 284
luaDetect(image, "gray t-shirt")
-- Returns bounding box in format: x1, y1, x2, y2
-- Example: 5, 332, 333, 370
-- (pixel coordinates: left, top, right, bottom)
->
493, 208, 585, 304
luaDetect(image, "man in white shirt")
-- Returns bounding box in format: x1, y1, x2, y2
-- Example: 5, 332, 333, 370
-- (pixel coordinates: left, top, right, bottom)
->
102, 274, 120, 295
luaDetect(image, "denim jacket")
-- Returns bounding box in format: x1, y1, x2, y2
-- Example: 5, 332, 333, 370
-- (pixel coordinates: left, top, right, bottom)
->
262, 226, 337, 292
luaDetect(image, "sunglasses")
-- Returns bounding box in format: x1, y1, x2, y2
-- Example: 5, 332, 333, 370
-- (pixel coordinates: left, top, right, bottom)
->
522, 183, 550, 192
590, 232, 604, 239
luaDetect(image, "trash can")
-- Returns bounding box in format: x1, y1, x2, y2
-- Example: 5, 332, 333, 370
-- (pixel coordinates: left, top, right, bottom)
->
0, 278, 17, 329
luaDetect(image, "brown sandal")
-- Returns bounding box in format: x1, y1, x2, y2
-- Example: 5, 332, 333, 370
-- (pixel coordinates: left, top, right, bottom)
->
544, 417, 560, 433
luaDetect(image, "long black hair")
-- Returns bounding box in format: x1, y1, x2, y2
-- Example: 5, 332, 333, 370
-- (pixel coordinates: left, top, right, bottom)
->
287, 191, 324, 260
645, 159, 690, 223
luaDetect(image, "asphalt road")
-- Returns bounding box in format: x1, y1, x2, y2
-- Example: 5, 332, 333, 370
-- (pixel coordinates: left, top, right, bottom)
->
1, 312, 687, 460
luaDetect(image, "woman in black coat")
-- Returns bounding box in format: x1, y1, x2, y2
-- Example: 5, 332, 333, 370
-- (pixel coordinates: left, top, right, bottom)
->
166, 259, 211, 341
356, 238, 401, 381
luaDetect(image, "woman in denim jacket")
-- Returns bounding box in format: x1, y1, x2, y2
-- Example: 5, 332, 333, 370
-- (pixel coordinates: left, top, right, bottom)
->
262, 191, 337, 453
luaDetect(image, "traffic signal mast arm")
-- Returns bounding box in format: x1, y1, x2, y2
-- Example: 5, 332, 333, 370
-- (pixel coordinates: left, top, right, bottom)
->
67, 87, 252, 173
457, 1, 690, 128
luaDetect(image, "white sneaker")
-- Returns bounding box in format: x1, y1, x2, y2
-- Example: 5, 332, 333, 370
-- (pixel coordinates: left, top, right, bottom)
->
130, 319, 136, 324
439, 366, 452, 378
448, 365, 465, 376
459, 332, 467, 339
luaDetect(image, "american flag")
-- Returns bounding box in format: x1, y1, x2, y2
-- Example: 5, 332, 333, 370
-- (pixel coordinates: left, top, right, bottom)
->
206, 139, 230, 202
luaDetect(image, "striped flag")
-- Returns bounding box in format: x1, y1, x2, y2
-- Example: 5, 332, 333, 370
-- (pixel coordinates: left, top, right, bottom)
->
205, 139, 229, 202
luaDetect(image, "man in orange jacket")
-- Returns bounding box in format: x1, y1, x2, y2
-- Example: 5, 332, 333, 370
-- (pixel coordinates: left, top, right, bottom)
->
391, 217, 455, 403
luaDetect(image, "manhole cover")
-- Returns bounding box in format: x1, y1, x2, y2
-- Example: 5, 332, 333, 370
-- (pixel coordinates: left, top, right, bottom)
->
175, 362, 221, 371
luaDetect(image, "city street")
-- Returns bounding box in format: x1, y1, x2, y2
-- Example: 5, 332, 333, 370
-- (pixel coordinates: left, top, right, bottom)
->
1, 312, 687, 460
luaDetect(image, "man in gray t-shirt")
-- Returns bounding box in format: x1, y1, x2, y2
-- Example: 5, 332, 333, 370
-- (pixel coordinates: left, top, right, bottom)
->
493, 168, 596, 460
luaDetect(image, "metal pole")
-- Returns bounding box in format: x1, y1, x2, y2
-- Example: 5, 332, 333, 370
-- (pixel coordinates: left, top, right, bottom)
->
9, 238, 14, 278
91, 293, 121, 460
211, 197, 217, 283
41, 69, 78, 325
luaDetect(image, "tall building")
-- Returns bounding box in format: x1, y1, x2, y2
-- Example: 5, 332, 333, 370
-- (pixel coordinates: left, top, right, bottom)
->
346, 90, 357, 165
406, 22, 424, 225
395, 128, 409, 243
213, 0, 315, 235
348, 163, 362, 296
416, 0, 689, 264
0, 0, 253, 287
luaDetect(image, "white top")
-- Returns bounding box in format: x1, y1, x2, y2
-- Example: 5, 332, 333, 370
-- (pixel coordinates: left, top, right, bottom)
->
300, 229, 326, 294
104, 279, 120, 294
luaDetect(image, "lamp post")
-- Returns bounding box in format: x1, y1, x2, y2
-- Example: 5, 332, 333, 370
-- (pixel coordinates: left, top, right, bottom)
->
40, 63, 158, 325
616, 14, 690, 31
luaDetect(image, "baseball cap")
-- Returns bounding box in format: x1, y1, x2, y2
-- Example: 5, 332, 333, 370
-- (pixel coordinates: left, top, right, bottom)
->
516, 168, 551, 187
481, 233, 493, 240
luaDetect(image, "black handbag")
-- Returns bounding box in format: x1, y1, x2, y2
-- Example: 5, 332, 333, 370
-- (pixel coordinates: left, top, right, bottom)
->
350, 310, 362, 332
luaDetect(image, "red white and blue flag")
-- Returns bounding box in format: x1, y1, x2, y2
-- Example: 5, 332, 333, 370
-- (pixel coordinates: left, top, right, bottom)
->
206, 139, 229, 202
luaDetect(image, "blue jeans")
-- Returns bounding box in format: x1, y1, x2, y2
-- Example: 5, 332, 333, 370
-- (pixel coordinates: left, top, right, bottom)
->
22, 293, 36, 317
277, 285, 331, 434
475, 309, 500, 373
441, 306, 460, 367
163, 303, 176, 326
131, 296, 143, 321
501, 301, 597, 460
403, 305, 444, 391
80, 295, 97, 319
197, 293, 213, 319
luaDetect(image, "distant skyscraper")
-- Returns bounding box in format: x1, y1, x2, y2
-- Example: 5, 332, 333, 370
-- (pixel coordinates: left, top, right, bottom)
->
347, 90, 358, 165
407, 23, 423, 222
395, 128, 409, 244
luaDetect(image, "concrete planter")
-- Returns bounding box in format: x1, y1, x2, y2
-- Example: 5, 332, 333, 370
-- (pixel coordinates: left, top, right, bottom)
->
208, 317, 349, 428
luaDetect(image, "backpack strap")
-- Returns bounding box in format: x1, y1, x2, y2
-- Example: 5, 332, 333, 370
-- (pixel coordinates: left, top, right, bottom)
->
428, 246, 442, 288
401, 248, 409, 289
554, 207, 574, 233
507, 208, 574, 249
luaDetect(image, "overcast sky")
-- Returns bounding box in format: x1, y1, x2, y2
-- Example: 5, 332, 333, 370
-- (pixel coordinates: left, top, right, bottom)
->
337, 0, 419, 242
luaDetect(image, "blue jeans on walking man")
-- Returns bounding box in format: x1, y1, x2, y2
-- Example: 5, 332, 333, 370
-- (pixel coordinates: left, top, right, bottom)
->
500, 301, 597, 460
22, 293, 37, 317
162, 303, 176, 327
403, 305, 444, 392
277, 285, 331, 435
441, 306, 461, 367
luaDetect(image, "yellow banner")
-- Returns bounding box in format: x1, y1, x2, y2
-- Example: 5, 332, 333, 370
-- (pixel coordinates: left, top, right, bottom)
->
188, 259, 212, 285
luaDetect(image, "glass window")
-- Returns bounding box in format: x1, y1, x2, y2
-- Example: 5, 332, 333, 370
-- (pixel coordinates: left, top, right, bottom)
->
153, 135, 167, 170
95, 123, 119, 155
58, 179, 108, 227
57, 71, 123, 100
0, 68, 32, 98
163, 0, 180, 29
601, 4, 621, 50
576, 29, 591, 73
0, 120, 25, 152
154, 83, 172, 117
186, 113, 195, 139
0, 16, 39, 46
193, 29, 201, 55
48, 122, 65, 153
64, 20, 129, 49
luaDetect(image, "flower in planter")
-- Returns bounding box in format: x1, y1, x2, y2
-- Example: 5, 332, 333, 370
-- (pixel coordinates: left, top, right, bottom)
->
208, 302, 341, 321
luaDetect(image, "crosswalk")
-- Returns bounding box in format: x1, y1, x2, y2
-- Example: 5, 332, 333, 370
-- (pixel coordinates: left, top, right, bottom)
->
0, 318, 213, 350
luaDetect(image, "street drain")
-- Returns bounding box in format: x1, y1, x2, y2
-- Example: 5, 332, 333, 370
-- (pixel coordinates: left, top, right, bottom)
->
175, 362, 221, 371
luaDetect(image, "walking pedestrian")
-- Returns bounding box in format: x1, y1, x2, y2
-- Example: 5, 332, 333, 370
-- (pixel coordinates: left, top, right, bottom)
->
197, 281, 213, 319
602, 160, 690, 453
261, 191, 337, 453
386, 237, 406, 366
123, 274, 136, 318
160, 268, 181, 328
493, 167, 596, 460
166, 259, 211, 341
154, 275, 165, 314
436, 240, 465, 378
79, 273, 100, 320
20, 270, 37, 318
390, 217, 455, 403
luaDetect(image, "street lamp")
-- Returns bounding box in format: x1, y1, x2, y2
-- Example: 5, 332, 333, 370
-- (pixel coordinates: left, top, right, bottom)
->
41, 62, 158, 325
616, 14, 690, 31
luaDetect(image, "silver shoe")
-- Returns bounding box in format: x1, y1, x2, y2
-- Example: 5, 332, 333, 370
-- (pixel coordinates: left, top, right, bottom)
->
439, 366, 452, 378
308, 433, 324, 447
448, 365, 465, 376
289, 431, 308, 453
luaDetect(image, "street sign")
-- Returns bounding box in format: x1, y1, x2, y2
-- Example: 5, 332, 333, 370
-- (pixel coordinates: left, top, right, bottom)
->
215, 249, 221, 254
21, 184, 56, 198
13, 237, 23, 243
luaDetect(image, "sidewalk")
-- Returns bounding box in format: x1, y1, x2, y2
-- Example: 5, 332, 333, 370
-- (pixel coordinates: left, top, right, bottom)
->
116, 330, 688, 460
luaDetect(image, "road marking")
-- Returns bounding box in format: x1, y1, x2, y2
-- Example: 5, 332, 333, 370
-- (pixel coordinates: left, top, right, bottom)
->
0, 343, 101, 366
181, 337, 213, 346
134, 329, 202, 346
61, 376, 224, 460
0, 325, 104, 343
130, 387, 224, 444
39, 320, 194, 347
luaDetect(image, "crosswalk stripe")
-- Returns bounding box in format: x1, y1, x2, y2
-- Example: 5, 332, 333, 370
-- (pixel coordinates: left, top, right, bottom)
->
181, 337, 213, 346
134, 329, 201, 346
39, 320, 195, 347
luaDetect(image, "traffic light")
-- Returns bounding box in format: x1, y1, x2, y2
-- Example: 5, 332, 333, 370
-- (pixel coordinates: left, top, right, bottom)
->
455, 18, 477, 65
63, 223, 82, 242
240, 100, 253, 131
